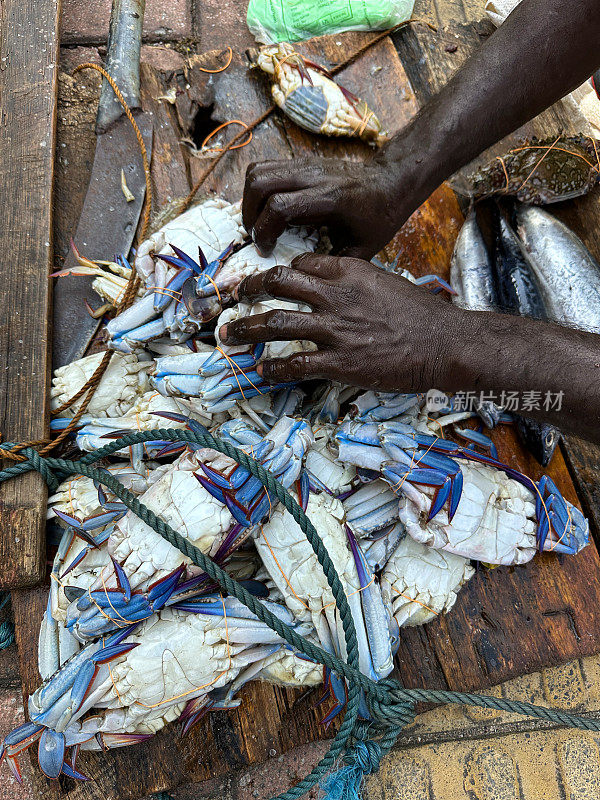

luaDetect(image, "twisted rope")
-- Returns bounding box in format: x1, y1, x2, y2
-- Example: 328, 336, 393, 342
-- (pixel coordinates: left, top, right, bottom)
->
0, 593, 14, 651
5, 428, 600, 798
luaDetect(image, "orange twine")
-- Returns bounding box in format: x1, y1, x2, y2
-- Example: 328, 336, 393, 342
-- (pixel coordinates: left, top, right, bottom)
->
196, 46, 233, 74
201, 120, 253, 153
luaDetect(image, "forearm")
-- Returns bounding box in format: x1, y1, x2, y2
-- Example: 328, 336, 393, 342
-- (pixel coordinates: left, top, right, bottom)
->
379, 0, 600, 216
440, 307, 600, 441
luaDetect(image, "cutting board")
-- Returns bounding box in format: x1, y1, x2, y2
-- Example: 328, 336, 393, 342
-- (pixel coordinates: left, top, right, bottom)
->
12, 7, 600, 797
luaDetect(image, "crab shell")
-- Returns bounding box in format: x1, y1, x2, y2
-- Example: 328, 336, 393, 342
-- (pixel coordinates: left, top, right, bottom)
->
252, 43, 386, 145
255, 492, 394, 681
399, 461, 539, 565
48, 465, 153, 524
464, 135, 600, 205
380, 535, 474, 627
134, 198, 245, 288
106, 447, 237, 592
30, 601, 307, 754
51, 352, 151, 418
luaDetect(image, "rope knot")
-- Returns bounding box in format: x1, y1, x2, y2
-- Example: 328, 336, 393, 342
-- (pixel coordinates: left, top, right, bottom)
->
22, 447, 61, 491
344, 740, 382, 775
0, 444, 61, 492
367, 678, 416, 729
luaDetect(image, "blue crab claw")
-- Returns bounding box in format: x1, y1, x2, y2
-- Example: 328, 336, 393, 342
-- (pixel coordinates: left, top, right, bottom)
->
199, 353, 257, 377
151, 411, 209, 437
455, 427, 499, 460
153, 267, 192, 312
64, 585, 86, 603
1, 722, 44, 782
413, 274, 456, 295
181, 276, 222, 322
111, 557, 132, 601
147, 565, 186, 607
198, 462, 234, 490
61, 549, 89, 578
428, 479, 453, 521
172, 244, 206, 274
52, 508, 119, 540
233, 474, 264, 506
61, 758, 89, 781
179, 695, 214, 736
67, 642, 139, 715
195, 242, 235, 288
382, 465, 450, 522
155, 442, 187, 459
38, 729, 66, 780
297, 472, 310, 511
155, 253, 195, 275
224, 493, 254, 527
195, 473, 226, 504
449, 468, 463, 520
319, 669, 348, 728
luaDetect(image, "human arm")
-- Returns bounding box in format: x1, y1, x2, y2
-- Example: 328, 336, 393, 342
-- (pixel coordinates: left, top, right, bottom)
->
220, 255, 600, 443
243, 0, 600, 258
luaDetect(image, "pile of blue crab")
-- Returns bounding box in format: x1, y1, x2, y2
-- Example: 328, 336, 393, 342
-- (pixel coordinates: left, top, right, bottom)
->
4, 198, 589, 782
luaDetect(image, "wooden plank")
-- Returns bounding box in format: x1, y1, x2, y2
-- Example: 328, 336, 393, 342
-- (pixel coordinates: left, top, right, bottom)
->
0, 0, 60, 587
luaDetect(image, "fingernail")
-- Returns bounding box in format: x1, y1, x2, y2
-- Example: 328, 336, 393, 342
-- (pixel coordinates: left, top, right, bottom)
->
256, 363, 263, 377
220, 324, 228, 342
252, 229, 271, 259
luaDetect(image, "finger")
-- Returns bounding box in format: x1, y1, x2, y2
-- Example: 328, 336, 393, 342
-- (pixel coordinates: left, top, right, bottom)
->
338, 245, 374, 260
221, 310, 328, 346
235, 265, 330, 306
252, 187, 339, 254
250, 192, 308, 255
290, 253, 345, 279
243, 161, 321, 234
258, 351, 334, 383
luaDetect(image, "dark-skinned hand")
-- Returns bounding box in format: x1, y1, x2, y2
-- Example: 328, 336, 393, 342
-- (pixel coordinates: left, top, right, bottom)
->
220, 253, 456, 391
242, 158, 420, 260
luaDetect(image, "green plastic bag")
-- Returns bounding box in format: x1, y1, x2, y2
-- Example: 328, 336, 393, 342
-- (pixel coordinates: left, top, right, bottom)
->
247, 0, 416, 44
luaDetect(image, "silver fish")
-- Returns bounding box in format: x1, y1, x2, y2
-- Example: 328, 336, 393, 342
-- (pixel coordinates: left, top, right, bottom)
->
450, 209, 498, 311
516, 205, 600, 334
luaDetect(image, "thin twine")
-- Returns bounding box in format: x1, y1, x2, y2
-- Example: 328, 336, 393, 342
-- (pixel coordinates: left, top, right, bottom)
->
200, 120, 253, 153
196, 47, 233, 74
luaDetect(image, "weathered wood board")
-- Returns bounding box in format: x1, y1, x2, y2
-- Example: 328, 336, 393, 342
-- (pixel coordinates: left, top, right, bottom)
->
0, 0, 60, 588
12, 5, 600, 797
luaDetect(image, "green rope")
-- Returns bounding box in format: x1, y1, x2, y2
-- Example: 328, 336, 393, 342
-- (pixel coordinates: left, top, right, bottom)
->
4, 429, 600, 799
0, 592, 14, 651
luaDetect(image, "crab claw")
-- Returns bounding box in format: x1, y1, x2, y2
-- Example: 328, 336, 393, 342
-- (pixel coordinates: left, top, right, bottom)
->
1, 722, 44, 782
38, 729, 66, 780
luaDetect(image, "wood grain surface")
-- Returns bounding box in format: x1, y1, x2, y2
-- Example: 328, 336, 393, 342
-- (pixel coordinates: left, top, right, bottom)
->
0, 0, 60, 588
12, 4, 600, 796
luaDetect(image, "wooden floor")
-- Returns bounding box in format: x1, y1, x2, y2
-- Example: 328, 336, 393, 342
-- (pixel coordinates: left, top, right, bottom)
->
6, 0, 600, 797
